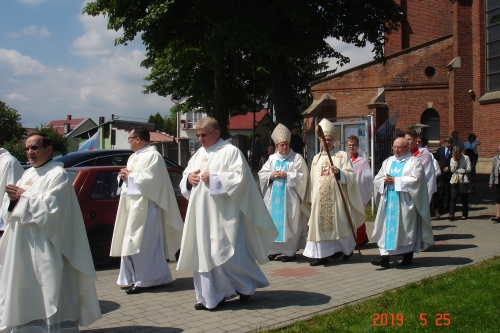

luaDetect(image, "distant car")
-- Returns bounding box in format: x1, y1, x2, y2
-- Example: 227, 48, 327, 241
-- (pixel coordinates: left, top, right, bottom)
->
52, 149, 183, 169
67, 166, 187, 269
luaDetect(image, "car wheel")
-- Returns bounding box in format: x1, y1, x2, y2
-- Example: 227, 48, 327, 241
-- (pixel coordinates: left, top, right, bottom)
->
88, 228, 119, 269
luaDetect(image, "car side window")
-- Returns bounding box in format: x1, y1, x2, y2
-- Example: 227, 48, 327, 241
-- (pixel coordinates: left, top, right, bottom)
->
168, 171, 183, 196
111, 155, 130, 166
91, 171, 120, 200
78, 159, 97, 167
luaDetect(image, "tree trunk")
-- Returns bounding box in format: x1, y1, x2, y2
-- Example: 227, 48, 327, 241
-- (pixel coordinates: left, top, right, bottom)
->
213, 61, 230, 139
270, 55, 297, 130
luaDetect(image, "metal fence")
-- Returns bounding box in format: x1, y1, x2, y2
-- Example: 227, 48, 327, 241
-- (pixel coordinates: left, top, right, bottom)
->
373, 123, 405, 173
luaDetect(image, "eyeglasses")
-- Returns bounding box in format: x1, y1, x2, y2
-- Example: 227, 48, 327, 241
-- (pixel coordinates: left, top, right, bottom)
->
127, 136, 138, 141
25, 145, 40, 152
392, 146, 408, 149
196, 130, 215, 138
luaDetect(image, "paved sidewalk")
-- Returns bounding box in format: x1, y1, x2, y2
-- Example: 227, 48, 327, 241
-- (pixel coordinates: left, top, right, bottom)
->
82, 175, 500, 333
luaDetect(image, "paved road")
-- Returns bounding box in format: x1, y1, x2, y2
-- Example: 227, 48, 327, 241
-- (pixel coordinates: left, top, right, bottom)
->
82, 174, 500, 332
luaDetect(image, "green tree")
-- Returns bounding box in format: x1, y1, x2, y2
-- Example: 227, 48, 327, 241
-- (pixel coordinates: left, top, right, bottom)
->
34, 125, 69, 154
84, 0, 403, 131
3, 140, 27, 163
0, 99, 26, 145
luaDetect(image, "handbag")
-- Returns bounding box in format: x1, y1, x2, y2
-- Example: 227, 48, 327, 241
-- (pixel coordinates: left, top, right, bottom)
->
459, 182, 476, 195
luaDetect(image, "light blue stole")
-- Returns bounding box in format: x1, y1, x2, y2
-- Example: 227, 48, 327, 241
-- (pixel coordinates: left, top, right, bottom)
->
384, 159, 407, 250
270, 159, 288, 242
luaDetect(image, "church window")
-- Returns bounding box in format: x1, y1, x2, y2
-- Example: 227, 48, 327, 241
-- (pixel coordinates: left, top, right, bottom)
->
424, 66, 436, 77
486, 0, 500, 91
421, 109, 440, 141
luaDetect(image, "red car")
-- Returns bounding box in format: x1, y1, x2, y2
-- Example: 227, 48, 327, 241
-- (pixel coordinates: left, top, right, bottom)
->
67, 166, 187, 269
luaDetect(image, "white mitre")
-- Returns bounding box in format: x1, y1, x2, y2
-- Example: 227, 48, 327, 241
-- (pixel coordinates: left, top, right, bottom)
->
271, 123, 291, 144
316, 118, 335, 137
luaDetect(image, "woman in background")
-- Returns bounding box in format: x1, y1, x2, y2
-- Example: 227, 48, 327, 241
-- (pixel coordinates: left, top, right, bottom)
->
464, 133, 480, 181
449, 146, 471, 221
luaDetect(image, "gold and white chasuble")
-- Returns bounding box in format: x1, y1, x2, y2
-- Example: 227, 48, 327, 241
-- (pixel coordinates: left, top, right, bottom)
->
111, 145, 183, 260
0, 161, 101, 329
306, 150, 365, 242
177, 140, 278, 273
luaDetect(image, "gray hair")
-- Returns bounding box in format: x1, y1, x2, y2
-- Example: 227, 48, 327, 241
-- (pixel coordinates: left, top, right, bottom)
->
196, 117, 221, 132
444, 136, 452, 143
394, 137, 409, 147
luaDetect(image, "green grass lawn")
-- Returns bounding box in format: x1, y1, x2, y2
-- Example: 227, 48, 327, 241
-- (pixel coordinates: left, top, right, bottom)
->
265, 256, 500, 333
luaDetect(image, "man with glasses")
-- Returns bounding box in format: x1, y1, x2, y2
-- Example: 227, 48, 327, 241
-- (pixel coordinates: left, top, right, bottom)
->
303, 119, 366, 266
0, 133, 101, 330
0, 147, 23, 232
371, 137, 434, 269
345, 135, 372, 246
111, 127, 184, 294
177, 117, 278, 310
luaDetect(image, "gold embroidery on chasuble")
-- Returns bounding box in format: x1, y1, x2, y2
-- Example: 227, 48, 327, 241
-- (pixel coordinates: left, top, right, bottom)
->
200, 156, 209, 173
318, 158, 335, 233
25, 179, 34, 186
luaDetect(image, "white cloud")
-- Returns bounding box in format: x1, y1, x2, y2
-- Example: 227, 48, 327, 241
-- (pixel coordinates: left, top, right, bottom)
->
325, 38, 376, 72
4, 93, 28, 102
0, 49, 46, 76
0, 48, 173, 128
70, 13, 122, 57
22, 25, 51, 37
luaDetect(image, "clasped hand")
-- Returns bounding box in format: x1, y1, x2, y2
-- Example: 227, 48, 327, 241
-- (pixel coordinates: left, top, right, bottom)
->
271, 170, 287, 179
5, 184, 25, 201
384, 174, 395, 185
118, 168, 130, 180
188, 169, 210, 186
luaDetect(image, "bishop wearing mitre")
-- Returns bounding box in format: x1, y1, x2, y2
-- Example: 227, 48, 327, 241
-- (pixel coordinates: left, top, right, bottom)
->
258, 124, 309, 262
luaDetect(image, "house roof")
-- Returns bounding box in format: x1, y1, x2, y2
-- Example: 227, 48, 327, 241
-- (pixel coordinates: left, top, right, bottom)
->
45, 118, 88, 136
228, 109, 269, 130
150, 131, 175, 142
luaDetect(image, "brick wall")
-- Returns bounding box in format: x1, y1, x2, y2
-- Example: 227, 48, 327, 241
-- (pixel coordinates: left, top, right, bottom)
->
385, 0, 453, 55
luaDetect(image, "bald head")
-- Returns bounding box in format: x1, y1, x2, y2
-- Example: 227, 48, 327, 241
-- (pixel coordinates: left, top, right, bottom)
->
393, 137, 409, 157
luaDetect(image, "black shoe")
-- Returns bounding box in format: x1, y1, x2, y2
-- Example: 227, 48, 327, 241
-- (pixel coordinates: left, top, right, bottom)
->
491, 217, 500, 222
371, 256, 390, 269
238, 293, 251, 303
399, 252, 413, 266
268, 254, 279, 261
310, 258, 327, 266
282, 255, 296, 262
125, 285, 143, 294
210, 298, 226, 310
329, 252, 343, 259
448, 214, 455, 221
194, 303, 207, 310
343, 252, 353, 261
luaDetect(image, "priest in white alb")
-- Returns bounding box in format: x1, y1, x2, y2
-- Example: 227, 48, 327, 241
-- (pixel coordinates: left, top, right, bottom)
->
371, 137, 434, 269
177, 117, 278, 311
405, 130, 437, 204
258, 124, 309, 262
303, 119, 366, 266
0, 133, 101, 332
111, 127, 184, 294
0, 148, 23, 232
346, 135, 372, 246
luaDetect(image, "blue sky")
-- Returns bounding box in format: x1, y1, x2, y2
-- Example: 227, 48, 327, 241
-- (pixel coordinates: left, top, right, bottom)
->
1, 0, 375, 129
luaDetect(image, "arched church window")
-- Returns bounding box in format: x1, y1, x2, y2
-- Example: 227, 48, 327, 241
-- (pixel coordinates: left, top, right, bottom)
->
421, 108, 440, 141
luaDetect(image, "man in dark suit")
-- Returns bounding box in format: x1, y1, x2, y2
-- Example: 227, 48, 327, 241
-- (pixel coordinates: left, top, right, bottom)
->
434, 136, 453, 218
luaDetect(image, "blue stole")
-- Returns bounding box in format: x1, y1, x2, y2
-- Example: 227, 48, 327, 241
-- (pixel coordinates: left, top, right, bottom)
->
270, 159, 288, 242
384, 159, 407, 250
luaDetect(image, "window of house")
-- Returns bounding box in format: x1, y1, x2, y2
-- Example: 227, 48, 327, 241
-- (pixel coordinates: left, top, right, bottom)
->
421, 109, 440, 141
486, 0, 500, 91
186, 111, 203, 129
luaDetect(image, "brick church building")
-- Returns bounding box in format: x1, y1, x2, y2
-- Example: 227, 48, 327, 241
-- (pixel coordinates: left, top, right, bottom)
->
303, 0, 499, 170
